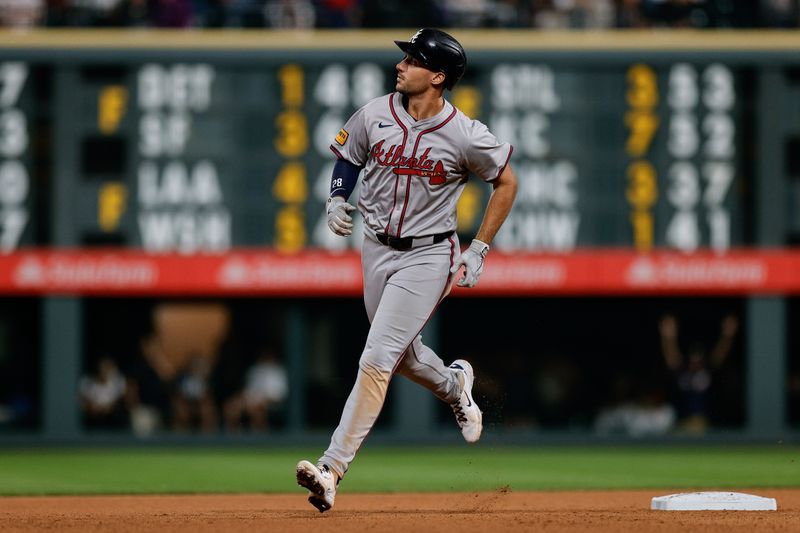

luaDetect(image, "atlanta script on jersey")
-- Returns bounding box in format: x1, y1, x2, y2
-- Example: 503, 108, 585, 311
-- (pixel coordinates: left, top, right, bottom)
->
330, 92, 513, 238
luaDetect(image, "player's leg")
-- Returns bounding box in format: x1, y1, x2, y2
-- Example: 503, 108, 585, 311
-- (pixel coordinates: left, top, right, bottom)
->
381, 251, 483, 443
391, 235, 482, 442
361, 234, 392, 325
394, 328, 483, 443
389, 232, 462, 404
318, 234, 454, 480
358, 244, 459, 405
297, 234, 392, 512
395, 336, 460, 403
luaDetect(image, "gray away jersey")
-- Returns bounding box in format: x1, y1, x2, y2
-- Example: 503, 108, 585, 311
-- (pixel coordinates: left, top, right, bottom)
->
330, 92, 513, 238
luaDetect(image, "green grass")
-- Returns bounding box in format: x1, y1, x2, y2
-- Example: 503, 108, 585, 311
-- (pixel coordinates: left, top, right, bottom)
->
0, 445, 798, 496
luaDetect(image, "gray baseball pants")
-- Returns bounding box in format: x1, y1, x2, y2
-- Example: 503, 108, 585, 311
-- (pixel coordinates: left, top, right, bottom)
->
319, 230, 463, 479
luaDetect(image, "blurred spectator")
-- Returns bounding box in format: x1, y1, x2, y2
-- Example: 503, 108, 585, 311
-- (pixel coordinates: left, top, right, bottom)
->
616, 0, 708, 28
534, 0, 614, 29
0, 0, 45, 27
150, 0, 194, 27
361, 0, 445, 27
0, 390, 34, 429
54, 0, 139, 26
315, 0, 358, 27
223, 349, 288, 432
216, 0, 266, 27
171, 353, 218, 432
5, 0, 796, 27
760, 0, 799, 27
79, 356, 130, 429
131, 302, 230, 433
642, 0, 708, 27
495, 0, 536, 27
126, 334, 175, 436
594, 377, 676, 436
190, 0, 221, 26
616, 0, 645, 26
441, 0, 494, 26
263, 0, 314, 27
659, 313, 739, 433
594, 402, 676, 436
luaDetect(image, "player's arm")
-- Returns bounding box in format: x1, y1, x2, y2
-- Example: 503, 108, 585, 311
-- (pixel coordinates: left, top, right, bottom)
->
326, 158, 362, 236
709, 314, 739, 369
659, 314, 683, 371
330, 158, 361, 202
327, 101, 371, 237
474, 163, 518, 245
451, 164, 517, 288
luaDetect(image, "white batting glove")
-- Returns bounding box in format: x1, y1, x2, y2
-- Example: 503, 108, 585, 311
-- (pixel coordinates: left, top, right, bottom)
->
326, 196, 356, 236
450, 239, 490, 288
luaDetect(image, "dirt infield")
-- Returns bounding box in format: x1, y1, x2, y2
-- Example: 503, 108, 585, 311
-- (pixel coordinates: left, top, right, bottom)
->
2, 490, 799, 532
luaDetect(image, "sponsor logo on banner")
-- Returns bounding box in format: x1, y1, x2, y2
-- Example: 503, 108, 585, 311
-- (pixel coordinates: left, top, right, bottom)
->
218, 256, 361, 289
626, 256, 767, 288
1, 249, 798, 296
481, 258, 567, 288
13, 255, 157, 289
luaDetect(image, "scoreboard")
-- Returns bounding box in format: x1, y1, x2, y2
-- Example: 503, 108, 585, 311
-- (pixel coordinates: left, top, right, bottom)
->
0, 61, 34, 252
480, 60, 743, 252
0, 30, 798, 296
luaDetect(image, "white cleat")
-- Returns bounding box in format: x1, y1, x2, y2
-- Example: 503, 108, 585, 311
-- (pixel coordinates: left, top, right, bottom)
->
449, 359, 483, 443
296, 460, 337, 513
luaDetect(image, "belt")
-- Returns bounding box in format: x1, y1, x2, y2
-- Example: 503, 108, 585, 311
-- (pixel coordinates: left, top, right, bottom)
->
375, 230, 454, 251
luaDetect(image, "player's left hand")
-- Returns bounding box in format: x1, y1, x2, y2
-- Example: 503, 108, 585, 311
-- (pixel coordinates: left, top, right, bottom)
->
326, 196, 356, 236
450, 239, 490, 288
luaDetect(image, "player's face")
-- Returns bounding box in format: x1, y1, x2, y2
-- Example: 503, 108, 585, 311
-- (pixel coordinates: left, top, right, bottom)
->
396, 54, 442, 95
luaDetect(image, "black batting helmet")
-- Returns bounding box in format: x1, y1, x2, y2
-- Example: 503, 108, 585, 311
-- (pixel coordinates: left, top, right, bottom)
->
394, 28, 466, 90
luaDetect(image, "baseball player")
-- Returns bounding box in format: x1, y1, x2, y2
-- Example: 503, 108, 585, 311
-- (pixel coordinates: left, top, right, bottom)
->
296, 28, 518, 513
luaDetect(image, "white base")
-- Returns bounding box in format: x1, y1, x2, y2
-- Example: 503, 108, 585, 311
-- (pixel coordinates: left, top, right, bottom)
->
651, 492, 777, 511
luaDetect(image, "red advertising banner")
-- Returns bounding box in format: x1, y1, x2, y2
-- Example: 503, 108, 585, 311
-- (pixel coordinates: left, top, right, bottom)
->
0, 248, 799, 296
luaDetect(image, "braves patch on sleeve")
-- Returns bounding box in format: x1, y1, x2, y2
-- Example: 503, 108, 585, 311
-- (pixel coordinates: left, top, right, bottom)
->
335, 128, 349, 146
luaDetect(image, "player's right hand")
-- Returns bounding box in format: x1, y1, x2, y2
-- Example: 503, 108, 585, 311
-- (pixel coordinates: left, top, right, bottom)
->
326, 196, 356, 236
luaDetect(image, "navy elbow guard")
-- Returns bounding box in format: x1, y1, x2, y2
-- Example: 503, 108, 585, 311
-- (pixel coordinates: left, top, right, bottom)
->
330, 158, 361, 200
